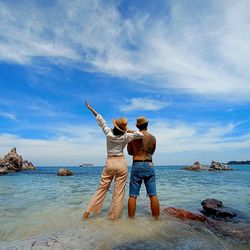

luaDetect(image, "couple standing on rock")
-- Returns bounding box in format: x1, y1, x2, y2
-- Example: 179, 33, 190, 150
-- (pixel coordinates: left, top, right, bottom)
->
82, 101, 160, 220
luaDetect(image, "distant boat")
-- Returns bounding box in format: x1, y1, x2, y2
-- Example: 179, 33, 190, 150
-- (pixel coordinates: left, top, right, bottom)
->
79, 163, 94, 167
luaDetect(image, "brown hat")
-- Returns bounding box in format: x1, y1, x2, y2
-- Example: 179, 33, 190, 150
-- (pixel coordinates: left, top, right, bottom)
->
112, 117, 128, 133
136, 116, 148, 126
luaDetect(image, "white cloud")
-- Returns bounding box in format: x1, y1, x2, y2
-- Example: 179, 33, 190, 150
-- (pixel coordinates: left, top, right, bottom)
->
0, 112, 17, 121
0, 0, 250, 100
0, 127, 106, 166
0, 119, 249, 165
120, 97, 170, 112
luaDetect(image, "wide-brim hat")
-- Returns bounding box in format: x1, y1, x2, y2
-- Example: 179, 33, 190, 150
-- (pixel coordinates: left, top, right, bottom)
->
136, 116, 148, 126
112, 117, 128, 133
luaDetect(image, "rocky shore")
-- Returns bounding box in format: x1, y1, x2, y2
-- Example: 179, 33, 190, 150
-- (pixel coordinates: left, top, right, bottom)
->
0, 147, 36, 175
163, 198, 249, 245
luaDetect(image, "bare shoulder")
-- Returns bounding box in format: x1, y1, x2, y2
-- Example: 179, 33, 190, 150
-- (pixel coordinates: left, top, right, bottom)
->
144, 131, 156, 141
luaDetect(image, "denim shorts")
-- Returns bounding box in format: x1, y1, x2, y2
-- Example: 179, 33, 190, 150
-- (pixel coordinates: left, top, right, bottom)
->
129, 162, 157, 197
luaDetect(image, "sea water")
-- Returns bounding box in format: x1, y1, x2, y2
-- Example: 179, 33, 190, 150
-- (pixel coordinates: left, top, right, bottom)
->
0, 165, 249, 249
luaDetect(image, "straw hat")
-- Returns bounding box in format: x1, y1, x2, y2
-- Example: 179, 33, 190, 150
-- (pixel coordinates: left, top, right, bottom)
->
136, 116, 148, 126
112, 117, 128, 132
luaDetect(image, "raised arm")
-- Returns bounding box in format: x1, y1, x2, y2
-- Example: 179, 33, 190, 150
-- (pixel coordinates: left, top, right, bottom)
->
85, 100, 111, 135
85, 100, 98, 117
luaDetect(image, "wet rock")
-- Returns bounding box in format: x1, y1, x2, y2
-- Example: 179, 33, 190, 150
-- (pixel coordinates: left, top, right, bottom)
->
209, 160, 233, 171
57, 168, 73, 176
111, 240, 167, 250
163, 207, 208, 223
0, 166, 8, 175
0, 147, 36, 174
209, 221, 250, 243
182, 161, 208, 171
201, 198, 237, 220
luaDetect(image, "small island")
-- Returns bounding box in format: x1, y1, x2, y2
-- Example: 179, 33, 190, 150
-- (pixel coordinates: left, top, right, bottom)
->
79, 163, 94, 167
226, 160, 250, 165
0, 147, 36, 175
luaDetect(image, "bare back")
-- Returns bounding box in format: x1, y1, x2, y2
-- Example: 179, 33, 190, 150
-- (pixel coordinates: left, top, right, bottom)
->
127, 130, 156, 161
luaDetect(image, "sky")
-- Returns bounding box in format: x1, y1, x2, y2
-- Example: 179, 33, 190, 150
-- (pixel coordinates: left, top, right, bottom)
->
0, 0, 250, 166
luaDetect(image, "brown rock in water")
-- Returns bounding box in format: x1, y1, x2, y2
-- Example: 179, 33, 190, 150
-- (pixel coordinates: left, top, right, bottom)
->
57, 168, 73, 176
0, 147, 36, 175
182, 161, 208, 171
201, 198, 237, 219
209, 160, 233, 171
163, 207, 208, 223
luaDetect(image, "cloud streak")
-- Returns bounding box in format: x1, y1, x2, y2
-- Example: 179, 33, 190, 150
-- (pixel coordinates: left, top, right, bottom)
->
120, 97, 170, 112
0, 0, 249, 101
0, 112, 17, 121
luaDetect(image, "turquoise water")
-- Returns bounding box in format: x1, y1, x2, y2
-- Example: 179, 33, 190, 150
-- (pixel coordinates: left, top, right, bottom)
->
0, 165, 250, 249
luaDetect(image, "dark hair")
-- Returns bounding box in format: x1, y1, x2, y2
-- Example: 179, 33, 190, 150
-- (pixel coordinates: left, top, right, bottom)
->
113, 127, 125, 136
136, 122, 148, 131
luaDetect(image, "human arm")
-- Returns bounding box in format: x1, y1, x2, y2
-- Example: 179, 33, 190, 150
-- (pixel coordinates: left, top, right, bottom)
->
85, 100, 111, 135
85, 100, 98, 117
127, 141, 134, 155
151, 140, 156, 155
126, 131, 143, 142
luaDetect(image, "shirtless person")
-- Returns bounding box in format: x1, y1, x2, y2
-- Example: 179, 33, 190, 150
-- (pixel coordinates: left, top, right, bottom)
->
127, 116, 160, 219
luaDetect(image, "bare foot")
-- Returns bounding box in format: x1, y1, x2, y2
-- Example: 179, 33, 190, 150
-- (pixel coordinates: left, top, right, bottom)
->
82, 212, 90, 220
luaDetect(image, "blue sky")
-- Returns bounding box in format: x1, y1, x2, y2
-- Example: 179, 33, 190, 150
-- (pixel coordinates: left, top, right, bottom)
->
0, 0, 250, 166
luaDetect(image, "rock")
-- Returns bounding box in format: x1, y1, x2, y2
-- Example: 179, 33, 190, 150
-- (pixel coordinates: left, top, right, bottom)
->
0, 166, 8, 175
201, 198, 237, 219
209, 160, 233, 171
182, 161, 208, 171
112, 240, 168, 250
3, 147, 23, 171
22, 160, 36, 170
0, 147, 36, 174
163, 207, 208, 223
57, 168, 73, 176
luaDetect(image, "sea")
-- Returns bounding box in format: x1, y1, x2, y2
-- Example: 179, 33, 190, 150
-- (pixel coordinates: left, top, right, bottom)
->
0, 165, 249, 250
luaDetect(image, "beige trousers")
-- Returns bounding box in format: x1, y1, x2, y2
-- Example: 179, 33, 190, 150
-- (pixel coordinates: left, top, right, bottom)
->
85, 156, 128, 220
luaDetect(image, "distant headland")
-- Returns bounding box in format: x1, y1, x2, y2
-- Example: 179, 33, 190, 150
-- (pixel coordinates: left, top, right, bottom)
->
226, 160, 250, 165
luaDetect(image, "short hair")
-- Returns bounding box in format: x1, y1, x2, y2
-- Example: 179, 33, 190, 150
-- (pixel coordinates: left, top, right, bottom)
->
136, 122, 148, 131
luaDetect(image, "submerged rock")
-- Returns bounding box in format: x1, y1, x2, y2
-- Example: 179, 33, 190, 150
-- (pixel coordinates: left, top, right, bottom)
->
209, 160, 233, 171
57, 168, 73, 176
163, 201, 249, 245
201, 198, 237, 220
112, 240, 167, 250
0, 147, 36, 175
182, 161, 208, 171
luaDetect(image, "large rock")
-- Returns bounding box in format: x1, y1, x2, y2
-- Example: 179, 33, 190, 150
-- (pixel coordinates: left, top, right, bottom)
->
201, 198, 237, 219
57, 168, 73, 176
0, 147, 36, 174
182, 161, 208, 171
209, 160, 233, 171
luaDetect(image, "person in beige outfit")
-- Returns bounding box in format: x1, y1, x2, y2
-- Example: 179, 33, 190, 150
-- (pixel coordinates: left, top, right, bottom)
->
83, 101, 143, 220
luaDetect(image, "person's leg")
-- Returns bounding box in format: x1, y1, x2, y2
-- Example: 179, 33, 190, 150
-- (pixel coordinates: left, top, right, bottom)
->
108, 157, 128, 220
143, 164, 160, 219
149, 195, 160, 219
108, 169, 128, 220
128, 196, 137, 219
128, 163, 142, 219
83, 163, 114, 219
